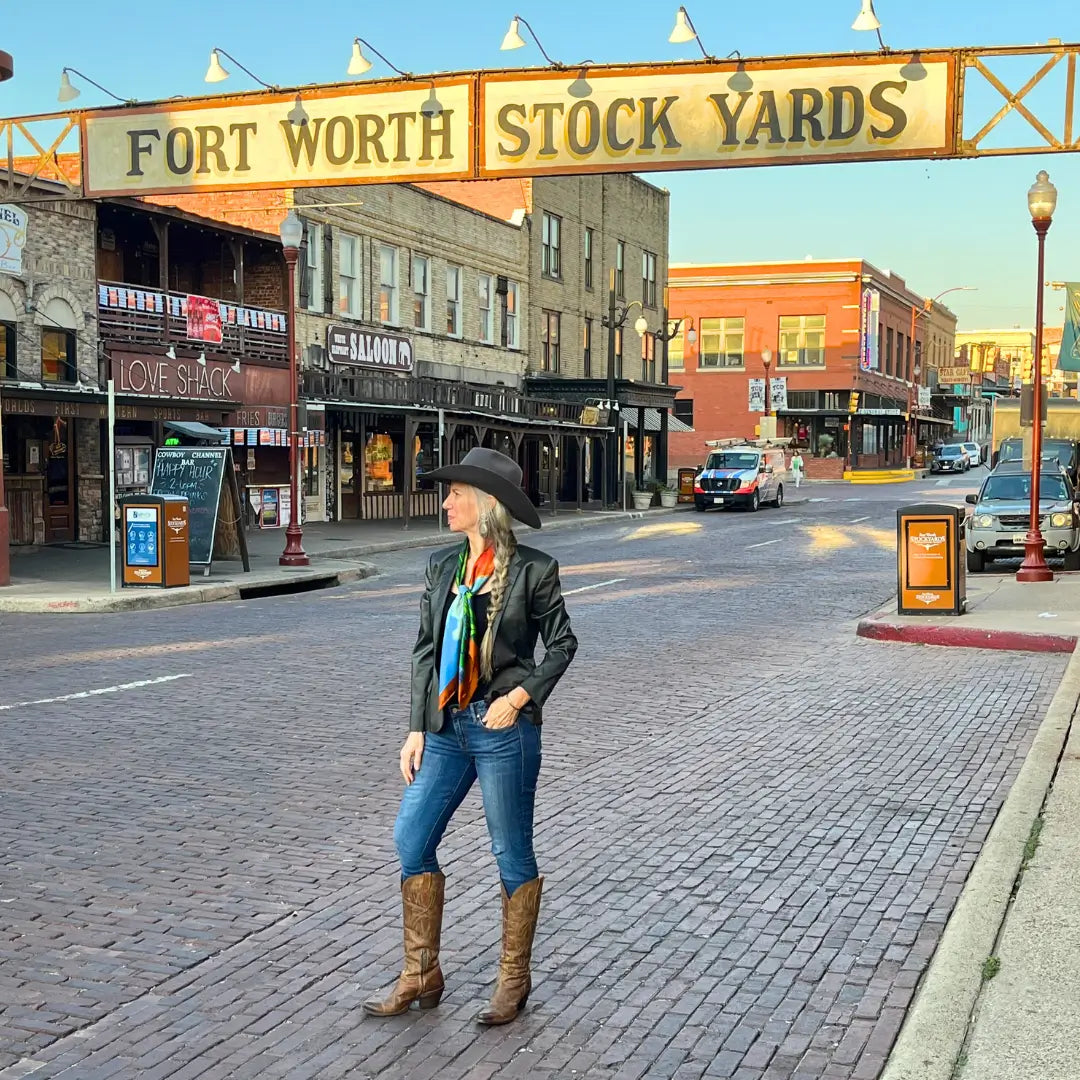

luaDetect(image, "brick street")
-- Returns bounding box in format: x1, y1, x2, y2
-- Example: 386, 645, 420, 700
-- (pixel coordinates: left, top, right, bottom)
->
0, 479, 1064, 1080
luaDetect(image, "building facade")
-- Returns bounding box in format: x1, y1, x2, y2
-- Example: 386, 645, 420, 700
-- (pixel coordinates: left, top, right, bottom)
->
0, 178, 101, 547
667, 260, 957, 477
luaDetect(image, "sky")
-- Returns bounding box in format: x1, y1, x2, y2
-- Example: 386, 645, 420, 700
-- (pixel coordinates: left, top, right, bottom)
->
3, 0, 1079, 330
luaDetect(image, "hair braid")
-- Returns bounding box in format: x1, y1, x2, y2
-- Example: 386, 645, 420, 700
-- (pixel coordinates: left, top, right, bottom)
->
476, 491, 517, 680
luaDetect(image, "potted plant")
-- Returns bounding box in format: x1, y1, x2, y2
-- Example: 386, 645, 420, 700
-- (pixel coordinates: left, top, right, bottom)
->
659, 486, 679, 509
631, 487, 653, 511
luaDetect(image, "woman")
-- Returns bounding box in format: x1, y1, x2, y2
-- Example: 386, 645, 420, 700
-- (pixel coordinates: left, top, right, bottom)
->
364, 447, 578, 1026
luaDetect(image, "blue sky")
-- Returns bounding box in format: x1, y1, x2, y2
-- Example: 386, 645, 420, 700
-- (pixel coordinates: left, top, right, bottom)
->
4, 0, 1079, 329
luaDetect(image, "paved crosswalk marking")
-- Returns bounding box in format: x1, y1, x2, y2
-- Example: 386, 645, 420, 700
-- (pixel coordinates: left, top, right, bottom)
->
0, 674, 193, 713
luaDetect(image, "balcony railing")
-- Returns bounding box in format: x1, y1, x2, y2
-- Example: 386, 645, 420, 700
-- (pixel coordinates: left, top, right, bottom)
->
303, 369, 588, 425
98, 282, 288, 365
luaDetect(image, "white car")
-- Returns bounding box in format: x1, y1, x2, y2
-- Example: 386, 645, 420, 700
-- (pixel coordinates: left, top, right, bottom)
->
961, 442, 982, 467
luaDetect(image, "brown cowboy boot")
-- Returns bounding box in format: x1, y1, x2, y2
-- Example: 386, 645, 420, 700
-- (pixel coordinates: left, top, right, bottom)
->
475, 878, 543, 1026
363, 872, 445, 1016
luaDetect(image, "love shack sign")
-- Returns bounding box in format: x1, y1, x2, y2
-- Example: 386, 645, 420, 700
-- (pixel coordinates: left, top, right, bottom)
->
479, 57, 954, 176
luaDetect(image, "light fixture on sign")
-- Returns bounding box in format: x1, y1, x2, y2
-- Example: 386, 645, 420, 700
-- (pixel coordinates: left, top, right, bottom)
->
231, 358, 241, 375
668, 7, 712, 59
499, 14, 565, 67
346, 37, 412, 79
57, 67, 131, 104
567, 64, 595, 99
851, 0, 887, 50
420, 86, 445, 119
287, 94, 310, 127
204, 48, 275, 88
899, 51, 927, 81
165, 345, 177, 361
727, 61, 753, 93
196, 352, 207, 368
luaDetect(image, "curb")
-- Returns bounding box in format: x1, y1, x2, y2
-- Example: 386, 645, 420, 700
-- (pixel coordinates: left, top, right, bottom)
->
0, 564, 374, 615
856, 615, 1078, 654
880, 646, 1080, 1080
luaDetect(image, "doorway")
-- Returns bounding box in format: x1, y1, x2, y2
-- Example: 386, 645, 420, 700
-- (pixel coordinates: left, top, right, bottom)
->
44, 418, 74, 543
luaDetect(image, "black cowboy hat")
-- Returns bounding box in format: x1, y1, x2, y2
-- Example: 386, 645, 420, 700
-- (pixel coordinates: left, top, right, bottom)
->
422, 447, 542, 529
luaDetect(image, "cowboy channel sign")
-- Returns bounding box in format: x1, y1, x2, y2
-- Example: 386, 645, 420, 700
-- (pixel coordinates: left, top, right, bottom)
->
76, 54, 955, 197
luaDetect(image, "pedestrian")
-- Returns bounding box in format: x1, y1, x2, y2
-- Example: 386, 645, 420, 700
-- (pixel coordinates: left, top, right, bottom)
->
791, 449, 805, 489
364, 447, 578, 1026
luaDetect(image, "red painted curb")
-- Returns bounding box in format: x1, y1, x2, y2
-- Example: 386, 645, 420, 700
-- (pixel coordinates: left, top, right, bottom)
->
856, 616, 1077, 653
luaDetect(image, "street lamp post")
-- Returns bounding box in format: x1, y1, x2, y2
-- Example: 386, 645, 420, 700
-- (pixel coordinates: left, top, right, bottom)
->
762, 348, 773, 418
601, 269, 648, 507
1017, 170, 1057, 583
0, 49, 11, 587
279, 210, 309, 567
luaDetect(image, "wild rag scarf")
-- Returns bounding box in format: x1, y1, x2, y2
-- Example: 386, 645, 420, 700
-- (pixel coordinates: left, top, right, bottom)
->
438, 543, 495, 710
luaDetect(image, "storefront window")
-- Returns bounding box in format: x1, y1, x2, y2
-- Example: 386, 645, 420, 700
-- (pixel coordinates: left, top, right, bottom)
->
365, 433, 396, 493
0, 321, 15, 379
42, 328, 76, 383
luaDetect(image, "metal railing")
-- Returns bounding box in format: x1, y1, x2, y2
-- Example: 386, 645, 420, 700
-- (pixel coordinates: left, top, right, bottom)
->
97, 281, 288, 365
303, 369, 586, 424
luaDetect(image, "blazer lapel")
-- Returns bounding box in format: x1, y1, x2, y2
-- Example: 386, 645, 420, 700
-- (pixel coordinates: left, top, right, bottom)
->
432, 553, 458, 631
489, 549, 525, 643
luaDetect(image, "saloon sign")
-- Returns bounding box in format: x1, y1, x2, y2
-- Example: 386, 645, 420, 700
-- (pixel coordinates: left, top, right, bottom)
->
79, 56, 955, 195
326, 324, 413, 373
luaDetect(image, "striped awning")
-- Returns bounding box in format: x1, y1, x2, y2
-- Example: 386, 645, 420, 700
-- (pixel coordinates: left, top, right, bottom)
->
622, 408, 694, 433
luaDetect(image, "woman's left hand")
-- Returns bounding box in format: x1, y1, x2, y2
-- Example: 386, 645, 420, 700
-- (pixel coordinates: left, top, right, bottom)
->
483, 696, 520, 729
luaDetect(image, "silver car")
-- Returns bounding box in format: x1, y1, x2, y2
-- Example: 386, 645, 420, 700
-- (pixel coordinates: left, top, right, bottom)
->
965, 462, 1080, 572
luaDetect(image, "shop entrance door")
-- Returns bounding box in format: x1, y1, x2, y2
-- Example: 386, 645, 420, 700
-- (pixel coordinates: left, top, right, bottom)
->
44, 426, 74, 543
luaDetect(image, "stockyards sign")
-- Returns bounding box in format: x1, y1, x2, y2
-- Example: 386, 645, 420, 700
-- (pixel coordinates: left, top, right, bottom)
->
81, 79, 474, 197
480, 57, 953, 176
77, 56, 955, 195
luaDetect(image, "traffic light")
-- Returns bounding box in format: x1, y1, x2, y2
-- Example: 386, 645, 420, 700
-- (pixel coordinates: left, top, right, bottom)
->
848, 391, 860, 414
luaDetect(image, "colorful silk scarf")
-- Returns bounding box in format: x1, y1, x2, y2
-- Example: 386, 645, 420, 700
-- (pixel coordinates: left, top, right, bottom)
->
438, 543, 496, 710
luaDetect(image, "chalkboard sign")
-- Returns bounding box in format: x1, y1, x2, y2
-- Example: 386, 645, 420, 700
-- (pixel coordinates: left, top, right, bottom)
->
151, 447, 249, 573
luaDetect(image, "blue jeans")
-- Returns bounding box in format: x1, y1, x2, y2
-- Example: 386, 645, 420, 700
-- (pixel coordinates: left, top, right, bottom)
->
394, 701, 542, 896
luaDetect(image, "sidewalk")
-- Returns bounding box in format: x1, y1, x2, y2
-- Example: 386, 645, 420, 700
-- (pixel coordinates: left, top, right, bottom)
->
0, 506, 675, 614
857, 572, 1080, 653
881, 646, 1080, 1080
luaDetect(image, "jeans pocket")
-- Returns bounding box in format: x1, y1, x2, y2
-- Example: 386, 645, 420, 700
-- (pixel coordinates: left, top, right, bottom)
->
472, 700, 490, 724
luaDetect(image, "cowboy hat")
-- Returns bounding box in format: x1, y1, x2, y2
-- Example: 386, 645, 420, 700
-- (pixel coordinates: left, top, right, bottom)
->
422, 447, 542, 529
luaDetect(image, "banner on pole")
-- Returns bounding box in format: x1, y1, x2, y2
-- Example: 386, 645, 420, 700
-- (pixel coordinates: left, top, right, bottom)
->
1059, 283, 1080, 372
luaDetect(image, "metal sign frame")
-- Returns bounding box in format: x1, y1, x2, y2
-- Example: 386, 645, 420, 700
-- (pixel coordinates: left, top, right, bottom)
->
2, 41, 1079, 200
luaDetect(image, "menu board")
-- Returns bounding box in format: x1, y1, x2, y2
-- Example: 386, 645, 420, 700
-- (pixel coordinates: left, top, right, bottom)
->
150, 447, 229, 567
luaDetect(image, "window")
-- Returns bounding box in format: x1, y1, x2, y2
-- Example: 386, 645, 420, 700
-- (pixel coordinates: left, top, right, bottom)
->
541, 310, 560, 372
583, 318, 593, 377
786, 390, 818, 410
642, 251, 658, 308
0, 321, 15, 379
885, 327, 894, 376
379, 244, 398, 325
616, 240, 626, 298
897, 331, 907, 379
412, 255, 430, 330
541, 213, 561, 279
699, 317, 745, 368
673, 399, 694, 427
778, 314, 826, 367
615, 327, 623, 377
641, 332, 656, 381
584, 228, 594, 290
304, 222, 324, 312
667, 323, 685, 371
505, 281, 520, 349
339, 234, 360, 317
42, 328, 76, 383
446, 265, 462, 337
478, 274, 494, 344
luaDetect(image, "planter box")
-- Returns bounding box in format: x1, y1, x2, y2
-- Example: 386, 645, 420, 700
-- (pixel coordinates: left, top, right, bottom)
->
631, 492, 653, 511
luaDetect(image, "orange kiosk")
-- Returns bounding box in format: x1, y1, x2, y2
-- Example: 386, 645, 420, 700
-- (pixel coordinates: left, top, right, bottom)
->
896, 503, 966, 615
120, 495, 190, 588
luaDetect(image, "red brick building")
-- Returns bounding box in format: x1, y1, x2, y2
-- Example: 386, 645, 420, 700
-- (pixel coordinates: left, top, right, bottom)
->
667, 260, 954, 478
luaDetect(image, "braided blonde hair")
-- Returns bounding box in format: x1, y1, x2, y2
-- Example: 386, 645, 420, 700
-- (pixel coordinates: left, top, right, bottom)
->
474, 488, 518, 680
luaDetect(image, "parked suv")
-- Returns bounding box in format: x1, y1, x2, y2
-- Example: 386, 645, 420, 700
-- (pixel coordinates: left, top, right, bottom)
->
930, 444, 970, 473
694, 445, 788, 511
965, 461, 1080, 572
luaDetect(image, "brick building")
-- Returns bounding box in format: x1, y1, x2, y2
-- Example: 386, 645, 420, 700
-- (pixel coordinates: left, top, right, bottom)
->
667, 260, 957, 478
428, 174, 680, 499
0, 176, 101, 547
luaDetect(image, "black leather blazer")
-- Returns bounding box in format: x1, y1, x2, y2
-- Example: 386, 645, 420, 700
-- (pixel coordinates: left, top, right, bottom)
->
410, 543, 577, 733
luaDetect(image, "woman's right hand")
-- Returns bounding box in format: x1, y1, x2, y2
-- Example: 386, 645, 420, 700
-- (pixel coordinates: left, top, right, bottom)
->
400, 732, 425, 785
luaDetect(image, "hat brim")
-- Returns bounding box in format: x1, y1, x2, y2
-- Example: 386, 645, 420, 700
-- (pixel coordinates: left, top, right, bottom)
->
421, 464, 542, 529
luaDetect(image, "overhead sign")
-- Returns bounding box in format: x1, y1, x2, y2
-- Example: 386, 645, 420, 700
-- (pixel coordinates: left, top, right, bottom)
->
0, 203, 27, 275
938, 365, 971, 383
326, 324, 413, 373
480, 58, 953, 177
81, 80, 473, 197
115, 350, 240, 402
